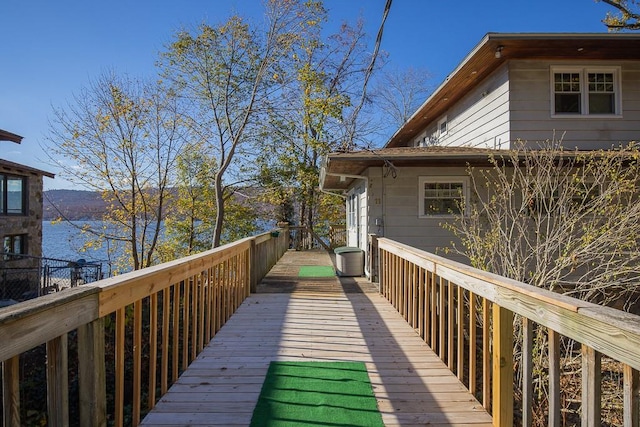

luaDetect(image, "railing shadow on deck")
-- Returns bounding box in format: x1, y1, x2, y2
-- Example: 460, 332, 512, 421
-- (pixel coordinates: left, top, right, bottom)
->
0, 227, 290, 427
338, 275, 490, 425
375, 237, 640, 426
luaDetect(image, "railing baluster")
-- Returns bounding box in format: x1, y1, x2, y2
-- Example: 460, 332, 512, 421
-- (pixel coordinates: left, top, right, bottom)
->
216, 264, 222, 333
115, 307, 125, 427
77, 318, 106, 427
133, 299, 142, 426
469, 292, 477, 396
182, 279, 190, 371
548, 329, 560, 427
198, 272, 205, 353
418, 266, 425, 339
439, 276, 445, 361
581, 345, 602, 427
172, 283, 180, 383
624, 364, 639, 427
430, 270, 437, 350
522, 317, 533, 427
191, 275, 198, 362
406, 261, 412, 323
492, 304, 514, 426
149, 292, 158, 410
224, 260, 230, 323
2, 356, 20, 427
448, 279, 454, 370
161, 287, 170, 395
482, 298, 491, 411
205, 268, 213, 341
457, 285, 464, 382
46, 334, 69, 427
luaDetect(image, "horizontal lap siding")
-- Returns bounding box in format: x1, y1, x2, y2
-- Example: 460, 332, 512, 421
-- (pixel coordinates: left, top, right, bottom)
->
422, 64, 511, 149
510, 60, 640, 149
380, 167, 469, 263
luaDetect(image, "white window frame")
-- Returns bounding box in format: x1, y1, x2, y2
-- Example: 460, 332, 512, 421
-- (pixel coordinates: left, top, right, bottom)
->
550, 66, 622, 118
438, 116, 448, 137
418, 176, 469, 218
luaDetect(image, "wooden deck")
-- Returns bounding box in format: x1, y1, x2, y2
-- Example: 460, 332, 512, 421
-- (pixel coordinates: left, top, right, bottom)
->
141, 250, 492, 427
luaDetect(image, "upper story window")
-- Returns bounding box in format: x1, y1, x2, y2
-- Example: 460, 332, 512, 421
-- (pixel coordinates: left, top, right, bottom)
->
438, 116, 448, 137
419, 176, 468, 217
552, 67, 621, 117
0, 174, 27, 215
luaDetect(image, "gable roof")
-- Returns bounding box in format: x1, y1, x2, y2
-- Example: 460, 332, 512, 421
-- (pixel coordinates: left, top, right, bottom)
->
321, 146, 501, 191
385, 33, 640, 148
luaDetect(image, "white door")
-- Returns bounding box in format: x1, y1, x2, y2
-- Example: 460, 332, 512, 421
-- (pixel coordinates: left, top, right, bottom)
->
346, 186, 362, 247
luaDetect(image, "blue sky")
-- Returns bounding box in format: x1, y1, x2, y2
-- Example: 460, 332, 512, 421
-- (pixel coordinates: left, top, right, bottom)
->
0, 0, 613, 190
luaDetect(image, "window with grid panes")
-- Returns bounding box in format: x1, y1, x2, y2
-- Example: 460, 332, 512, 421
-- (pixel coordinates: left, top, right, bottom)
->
419, 177, 467, 216
552, 67, 619, 116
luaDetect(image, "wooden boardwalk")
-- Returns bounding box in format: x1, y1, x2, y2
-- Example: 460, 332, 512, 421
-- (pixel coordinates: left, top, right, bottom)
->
141, 250, 492, 427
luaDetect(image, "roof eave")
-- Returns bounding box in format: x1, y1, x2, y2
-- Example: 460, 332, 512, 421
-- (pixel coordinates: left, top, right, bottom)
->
384, 32, 640, 148
0, 129, 24, 144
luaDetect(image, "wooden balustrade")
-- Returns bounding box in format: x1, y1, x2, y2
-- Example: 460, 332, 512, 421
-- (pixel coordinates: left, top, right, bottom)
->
0, 228, 289, 427
377, 237, 640, 427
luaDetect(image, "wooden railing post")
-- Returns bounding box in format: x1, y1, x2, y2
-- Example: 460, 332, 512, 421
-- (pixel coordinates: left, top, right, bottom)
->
46, 335, 69, 427
368, 234, 379, 283
581, 345, 601, 427
78, 318, 107, 427
492, 304, 514, 427
249, 238, 258, 293
624, 364, 640, 426
2, 356, 20, 427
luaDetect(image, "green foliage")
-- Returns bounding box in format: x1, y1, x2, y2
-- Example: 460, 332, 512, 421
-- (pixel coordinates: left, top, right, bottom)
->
159, 1, 310, 247
47, 72, 185, 270
254, 4, 370, 239
157, 143, 217, 261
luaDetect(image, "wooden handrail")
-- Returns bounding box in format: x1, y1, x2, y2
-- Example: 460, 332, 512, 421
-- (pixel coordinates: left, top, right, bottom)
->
0, 227, 289, 427
377, 237, 640, 427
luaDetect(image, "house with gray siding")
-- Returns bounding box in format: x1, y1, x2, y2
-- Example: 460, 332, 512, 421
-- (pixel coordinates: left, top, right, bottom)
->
320, 33, 640, 278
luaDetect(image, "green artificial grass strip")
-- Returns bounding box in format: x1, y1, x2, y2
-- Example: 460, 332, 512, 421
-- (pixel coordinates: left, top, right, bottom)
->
250, 361, 384, 427
297, 265, 336, 277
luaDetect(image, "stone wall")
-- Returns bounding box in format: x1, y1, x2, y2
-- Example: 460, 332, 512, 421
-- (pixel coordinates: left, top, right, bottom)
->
0, 172, 45, 259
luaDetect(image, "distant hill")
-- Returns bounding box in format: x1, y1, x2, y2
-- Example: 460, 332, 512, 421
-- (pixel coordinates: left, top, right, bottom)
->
43, 187, 278, 221
43, 190, 106, 220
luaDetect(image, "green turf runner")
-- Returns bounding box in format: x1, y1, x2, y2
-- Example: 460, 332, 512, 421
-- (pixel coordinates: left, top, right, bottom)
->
250, 361, 384, 427
297, 265, 336, 277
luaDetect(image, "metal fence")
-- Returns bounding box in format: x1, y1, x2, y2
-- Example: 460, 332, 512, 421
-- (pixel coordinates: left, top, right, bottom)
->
0, 254, 102, 304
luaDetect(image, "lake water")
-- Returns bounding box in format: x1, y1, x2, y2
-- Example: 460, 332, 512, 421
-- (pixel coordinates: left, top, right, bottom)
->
42, 221, 121, 276
43, 219, 274, 277
43, 221, 109, 262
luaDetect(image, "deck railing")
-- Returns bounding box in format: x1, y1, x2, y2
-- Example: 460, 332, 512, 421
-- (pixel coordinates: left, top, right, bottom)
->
376, 237, 640, 427
0, 228, 289, 427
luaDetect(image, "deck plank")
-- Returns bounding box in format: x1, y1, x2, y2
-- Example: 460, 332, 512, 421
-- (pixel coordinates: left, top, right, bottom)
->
141, 250, 492, 426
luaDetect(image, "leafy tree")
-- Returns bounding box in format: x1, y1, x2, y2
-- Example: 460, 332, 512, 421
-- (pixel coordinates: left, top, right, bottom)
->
46, 72, 185, 271
158, 0, 309, 248
255, 2, 375, 242
157, 142, 216, 260
157, 140, 264, 262
599, 0, 640, 30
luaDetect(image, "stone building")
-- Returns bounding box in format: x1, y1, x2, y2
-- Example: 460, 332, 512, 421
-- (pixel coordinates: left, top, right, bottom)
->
0, 129, 54, 300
